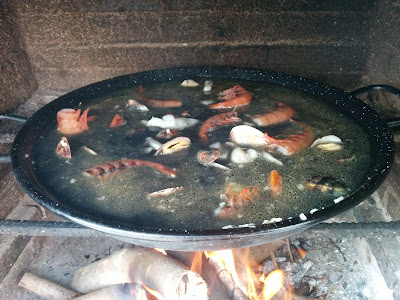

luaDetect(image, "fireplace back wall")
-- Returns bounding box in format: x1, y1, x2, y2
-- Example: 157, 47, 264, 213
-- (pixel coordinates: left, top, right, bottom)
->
2, 0, 399, 114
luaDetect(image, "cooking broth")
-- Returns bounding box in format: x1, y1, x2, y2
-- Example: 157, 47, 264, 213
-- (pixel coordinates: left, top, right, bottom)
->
32, 79, 371, 230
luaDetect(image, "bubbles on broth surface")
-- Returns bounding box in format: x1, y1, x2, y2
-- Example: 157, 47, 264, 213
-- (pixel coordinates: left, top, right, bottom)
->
32, 79, 371, 230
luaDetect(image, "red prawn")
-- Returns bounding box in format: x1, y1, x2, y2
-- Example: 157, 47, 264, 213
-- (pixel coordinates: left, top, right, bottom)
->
251, 102, 295, 126
83, 159, 176, 180
208, 85, 252, 109
136, 86, 182, 108
198, 111, 241, 143
264, 120, 313, 156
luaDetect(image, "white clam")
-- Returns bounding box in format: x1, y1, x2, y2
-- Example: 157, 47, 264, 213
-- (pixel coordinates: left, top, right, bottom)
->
145, 137, 162, 150
311, 135, 343, 148
262, 152, 283, 166
231, 147, 259, 164
230, 125, 267, 147
203, 80, 213, 93
144, 114, 199, 130
181, 79, 199, 87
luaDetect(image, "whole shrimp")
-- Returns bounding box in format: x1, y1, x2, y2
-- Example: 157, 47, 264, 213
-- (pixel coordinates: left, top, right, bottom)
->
198, 111, 241, 143
83, 159, 177, 180
136, 86, 182, 108
251, 102, 295, 126
208, 85, 252, 109
264, 120, 314, 156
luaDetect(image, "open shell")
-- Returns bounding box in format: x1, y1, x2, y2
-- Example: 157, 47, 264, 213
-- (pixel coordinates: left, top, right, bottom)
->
155, 137, 191, 155
56, 137, 71, 158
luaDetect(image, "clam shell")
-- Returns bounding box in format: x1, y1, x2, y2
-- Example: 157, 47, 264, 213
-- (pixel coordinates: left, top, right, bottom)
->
230, 125, 267, 147
155, 136, 191, 155
311, 135, 342, 148
181, 79, 199, 87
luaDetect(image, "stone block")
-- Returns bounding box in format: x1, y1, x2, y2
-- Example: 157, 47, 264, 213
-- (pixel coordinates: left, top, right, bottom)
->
17, 11, 370, 47
15, 0, 375, 14
0, 2, 37, 113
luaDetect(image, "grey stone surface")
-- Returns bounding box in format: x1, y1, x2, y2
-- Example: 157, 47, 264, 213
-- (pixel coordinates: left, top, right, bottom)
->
0, 1, 37, 113
12, 1, 373, 92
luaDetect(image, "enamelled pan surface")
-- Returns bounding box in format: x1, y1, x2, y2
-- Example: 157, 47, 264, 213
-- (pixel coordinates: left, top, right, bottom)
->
8, 67, 395, 251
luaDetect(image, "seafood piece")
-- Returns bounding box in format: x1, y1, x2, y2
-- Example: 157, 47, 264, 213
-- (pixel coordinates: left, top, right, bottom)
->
136, 86, 182, 108
56, 137, 71, 158
251, 102, 295, 126
216, 184, 260, 218
145, 137, 162, 151
156, 128, 179, 139
146, 186, 184, 197
262, 152, 283, 166
155, 137, 191, 155
83, 159, 176, 179
230, 125, 267, 147
180, 79, 199, 87
203, 80, 213, 93
198, 111, 241, 144
57, 108, 90, 135
197, 149, 231, 171
311, 135, 343, 151
81, 146, 97, 155
311, 135, 342, 147
264, 121, 314, 156
109, 114, 126, 128
144, 114, 199, 130
269, 170, 282, 196
126, 99, 149, 112
209, 142, 232, 160
230, 147, 258, 164
316, 143, 343, 151
208, 85, 252, 109
200, 100, 215, 106
215, 203, 240, 219
305, 176, 350, 197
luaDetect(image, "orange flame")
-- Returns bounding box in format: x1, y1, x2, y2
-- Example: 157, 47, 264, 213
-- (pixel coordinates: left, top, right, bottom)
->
191, 252, 203, 274
154, 248, 167, 255
205, 250, 246, 293
142, 284, 166, 300
260, 269, 284, 299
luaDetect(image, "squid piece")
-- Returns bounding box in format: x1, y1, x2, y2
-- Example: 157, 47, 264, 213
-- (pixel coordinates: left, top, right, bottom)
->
109, 114, 126, 128
57, 108, 90, 135
269, 170, 282, 196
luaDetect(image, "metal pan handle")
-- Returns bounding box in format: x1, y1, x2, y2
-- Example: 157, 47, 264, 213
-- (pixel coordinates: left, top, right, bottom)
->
350, 85, 400, 128
0, 114, 28, 164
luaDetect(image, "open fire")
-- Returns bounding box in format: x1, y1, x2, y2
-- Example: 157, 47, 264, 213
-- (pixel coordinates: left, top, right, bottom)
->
18, 242, 304, 300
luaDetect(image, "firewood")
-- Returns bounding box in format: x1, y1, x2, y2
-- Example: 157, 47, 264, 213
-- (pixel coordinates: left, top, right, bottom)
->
71, 247, 208, 300
207, 256, 249, 300
19, 272, 80, 300
73, 283, 146, 299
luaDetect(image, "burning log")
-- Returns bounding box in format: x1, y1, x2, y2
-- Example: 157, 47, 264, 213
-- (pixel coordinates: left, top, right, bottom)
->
71, 247, 208, 300
18, 272, 80, 300
206, 255, 249, 300
74, 283, 147, 299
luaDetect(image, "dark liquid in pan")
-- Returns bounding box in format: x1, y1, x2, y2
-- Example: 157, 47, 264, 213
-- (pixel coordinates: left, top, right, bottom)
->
32, 79, 371, 230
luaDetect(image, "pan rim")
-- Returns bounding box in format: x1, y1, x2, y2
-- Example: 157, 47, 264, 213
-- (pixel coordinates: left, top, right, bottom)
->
10, 66, 395, 244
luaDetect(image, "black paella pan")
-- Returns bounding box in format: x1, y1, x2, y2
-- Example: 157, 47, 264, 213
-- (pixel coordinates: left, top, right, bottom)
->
0, 66, 398, 251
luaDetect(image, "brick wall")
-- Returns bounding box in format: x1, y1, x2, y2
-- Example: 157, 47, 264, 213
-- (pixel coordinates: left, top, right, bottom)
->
0, 1, 37, 113
14, 0, 376, 93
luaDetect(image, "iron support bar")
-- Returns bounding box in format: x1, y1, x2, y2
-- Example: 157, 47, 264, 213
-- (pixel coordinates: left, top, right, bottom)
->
1, 220, 400, 239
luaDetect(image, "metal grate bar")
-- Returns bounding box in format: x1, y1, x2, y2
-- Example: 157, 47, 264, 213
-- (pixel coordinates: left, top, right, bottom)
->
1, 220, 400, 238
